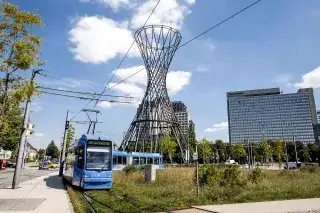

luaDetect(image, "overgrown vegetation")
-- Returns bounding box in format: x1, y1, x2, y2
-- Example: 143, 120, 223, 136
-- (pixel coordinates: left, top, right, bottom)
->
69, 167, 320, 212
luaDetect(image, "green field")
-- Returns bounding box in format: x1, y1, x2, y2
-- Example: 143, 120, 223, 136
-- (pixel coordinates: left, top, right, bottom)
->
68, 166, 320, 213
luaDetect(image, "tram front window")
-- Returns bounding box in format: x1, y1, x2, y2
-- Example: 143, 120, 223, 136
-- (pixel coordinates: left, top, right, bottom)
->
86, 146, 111, 171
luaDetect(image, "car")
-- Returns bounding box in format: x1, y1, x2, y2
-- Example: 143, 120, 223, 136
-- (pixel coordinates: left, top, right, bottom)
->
6, 161, 16, 168
39, 161, 49, 170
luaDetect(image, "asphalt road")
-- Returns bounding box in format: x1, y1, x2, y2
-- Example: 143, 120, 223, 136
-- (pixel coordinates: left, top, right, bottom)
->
0, 167, 53, 189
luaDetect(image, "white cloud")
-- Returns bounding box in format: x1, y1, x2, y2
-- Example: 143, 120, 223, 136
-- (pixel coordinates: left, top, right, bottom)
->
97, 101, 113, 109
131, 0, 191, 29
79, 0, 133, 11
167, 71, 191, 94
185, 0, 196, 4
273, 73, 293, 87
34, 133, 44, 137
294, 66, 320, 88
68, 16, 139, 64
204, 122, 228, 133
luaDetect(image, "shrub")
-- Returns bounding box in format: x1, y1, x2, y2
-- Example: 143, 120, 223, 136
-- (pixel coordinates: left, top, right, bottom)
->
300, 165, 319, 173
198, 164, 245, 187
248, 168, 265, 183
123, 165, 138, 174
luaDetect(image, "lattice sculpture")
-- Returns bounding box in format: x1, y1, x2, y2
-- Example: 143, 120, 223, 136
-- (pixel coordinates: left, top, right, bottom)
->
120, 25, 186, 161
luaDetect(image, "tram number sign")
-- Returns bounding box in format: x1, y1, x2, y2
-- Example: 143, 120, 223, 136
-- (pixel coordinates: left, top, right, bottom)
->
88, 141, 112, 146
193, 152, 198, 161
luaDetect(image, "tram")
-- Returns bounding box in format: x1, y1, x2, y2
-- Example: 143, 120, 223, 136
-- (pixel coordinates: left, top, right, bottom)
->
113, 150, 164, 170
63, 135, 113, 189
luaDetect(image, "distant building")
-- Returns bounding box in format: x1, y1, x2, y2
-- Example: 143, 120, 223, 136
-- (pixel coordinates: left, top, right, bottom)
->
317, 110, 320, 122
25, 142, 37, 161
227, 88, 317, 144
172, 101, 189, 135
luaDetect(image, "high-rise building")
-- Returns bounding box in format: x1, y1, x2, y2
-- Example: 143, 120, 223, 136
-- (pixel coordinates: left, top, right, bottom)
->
317, 110, 320, 122
227, 88, 317, 144
172, 101, 189, 135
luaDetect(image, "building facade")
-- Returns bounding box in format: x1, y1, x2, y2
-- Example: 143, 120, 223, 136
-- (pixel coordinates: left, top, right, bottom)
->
317, 110, 320, 122
227, 88, 317, 144
172, 101, 189, 135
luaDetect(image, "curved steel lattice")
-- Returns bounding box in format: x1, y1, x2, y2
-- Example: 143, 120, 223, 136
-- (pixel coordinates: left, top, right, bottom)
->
120, 25, 186, 160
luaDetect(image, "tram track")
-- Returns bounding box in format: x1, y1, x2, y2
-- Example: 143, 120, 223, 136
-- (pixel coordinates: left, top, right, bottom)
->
77, 189, 143, 213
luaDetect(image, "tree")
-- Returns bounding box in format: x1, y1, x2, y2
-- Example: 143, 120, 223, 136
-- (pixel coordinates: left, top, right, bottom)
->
46, 140, 59, 159
187, 120, 196, 159
36, 149, 45, 161
215, 139, 227, 162
66, 126, 75, 149
0, 2, 43, 150
259, 137, 272, 163
273, 139, 284, 162
231, 143, 246, 163
308, 143, 319, 162
302, 145, 310, 162
160, 136, 176, 164
197, 138, 212, 164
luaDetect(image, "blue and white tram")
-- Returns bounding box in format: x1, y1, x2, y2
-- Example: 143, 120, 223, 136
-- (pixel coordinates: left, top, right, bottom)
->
113, 150, 164, 170
63, 135, 113, 189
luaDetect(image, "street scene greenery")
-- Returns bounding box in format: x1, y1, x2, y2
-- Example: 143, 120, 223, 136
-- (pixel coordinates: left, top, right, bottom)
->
68, 165, 320, 213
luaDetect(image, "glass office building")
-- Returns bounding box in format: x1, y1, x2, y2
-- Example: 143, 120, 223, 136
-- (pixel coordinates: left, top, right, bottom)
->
227, 88, 317, 144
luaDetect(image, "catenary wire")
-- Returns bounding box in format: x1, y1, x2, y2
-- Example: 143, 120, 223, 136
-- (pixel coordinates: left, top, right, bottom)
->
92, 0, 162, 108
99, 0, 264, 96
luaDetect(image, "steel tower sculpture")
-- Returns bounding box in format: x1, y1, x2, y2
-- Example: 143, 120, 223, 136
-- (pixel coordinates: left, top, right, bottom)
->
120, 25, 186, 160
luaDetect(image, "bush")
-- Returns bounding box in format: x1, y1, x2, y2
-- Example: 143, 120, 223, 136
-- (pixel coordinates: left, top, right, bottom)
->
198, 164, 245, 187
248, 168, 265, 183
300, 165, 319, 173
123, 165, 138, 174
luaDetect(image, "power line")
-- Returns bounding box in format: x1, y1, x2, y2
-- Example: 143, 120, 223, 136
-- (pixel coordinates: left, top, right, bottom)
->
179, 0, 262, 48
38, 86, 135, 99
40, 91, 131, 104
97, 0, 263, 97
92, 0, 161, 108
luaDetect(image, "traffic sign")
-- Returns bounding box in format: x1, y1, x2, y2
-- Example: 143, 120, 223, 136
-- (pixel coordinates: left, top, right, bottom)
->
193, 152, 198, 160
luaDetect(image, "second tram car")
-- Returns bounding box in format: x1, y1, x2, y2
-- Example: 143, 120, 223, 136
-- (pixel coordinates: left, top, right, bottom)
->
63, 135, 113, 189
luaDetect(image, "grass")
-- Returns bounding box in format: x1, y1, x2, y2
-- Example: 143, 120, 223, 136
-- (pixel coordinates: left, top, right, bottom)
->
70, 166, 320, 213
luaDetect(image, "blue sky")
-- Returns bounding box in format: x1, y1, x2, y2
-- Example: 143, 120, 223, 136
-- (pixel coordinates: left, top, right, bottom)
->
11, 0, 320, 148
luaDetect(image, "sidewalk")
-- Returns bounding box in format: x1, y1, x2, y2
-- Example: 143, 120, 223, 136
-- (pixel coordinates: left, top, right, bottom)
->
0, 172, 72, 213
192, 198, 320, 213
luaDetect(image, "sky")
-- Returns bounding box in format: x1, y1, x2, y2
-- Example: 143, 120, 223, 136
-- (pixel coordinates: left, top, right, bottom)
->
9, 0, 320, 149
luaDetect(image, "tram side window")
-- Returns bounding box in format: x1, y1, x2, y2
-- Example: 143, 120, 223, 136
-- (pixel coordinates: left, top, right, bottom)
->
77, 145, 84, 169
140, 157, 145, 165
123, 156, 127, 165
133, 157, 139, 165
113, 156, 117, 165
154, 157, 159, 165
147, 157, 152, 164
117, 156, 122, 164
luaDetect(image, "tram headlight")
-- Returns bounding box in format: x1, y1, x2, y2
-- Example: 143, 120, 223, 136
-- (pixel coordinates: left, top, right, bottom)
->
82, 174, 90, 178
106, 174, 112, 178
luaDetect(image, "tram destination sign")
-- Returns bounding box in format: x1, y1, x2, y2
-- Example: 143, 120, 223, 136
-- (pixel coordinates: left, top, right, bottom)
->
88, 140, 112, 146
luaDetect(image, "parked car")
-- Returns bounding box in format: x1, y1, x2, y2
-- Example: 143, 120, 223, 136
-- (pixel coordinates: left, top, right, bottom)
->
6, 161, 16, 168
39, 160, 49, 170
0, 159, 6, 169
284, 162, 298, 170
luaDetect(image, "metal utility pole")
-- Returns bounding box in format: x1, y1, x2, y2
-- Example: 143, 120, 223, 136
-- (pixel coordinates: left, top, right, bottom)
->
284, 140, 289, 170
59, 110, 69, 177
293, 136, 298, 166
12, 69, 42, 189
195, 144, 199, 197
246, 139, 251, 169
250, 142, 254, 168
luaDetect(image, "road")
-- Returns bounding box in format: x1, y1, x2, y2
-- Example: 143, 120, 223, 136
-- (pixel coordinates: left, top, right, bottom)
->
0, 167, 53, 189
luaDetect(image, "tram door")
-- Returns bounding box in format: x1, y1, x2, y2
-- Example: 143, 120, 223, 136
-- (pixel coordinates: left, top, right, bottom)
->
73, 144, 85, 186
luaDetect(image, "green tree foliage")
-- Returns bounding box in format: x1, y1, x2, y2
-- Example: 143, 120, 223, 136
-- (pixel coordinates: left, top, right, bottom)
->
187, 120, 196, 152
308, 143, 319, 162
46, 140, 60, 159
160, 136, 176, 164
273, 139, 284, 162
198, 138, 212, 164
301, 145, 310, 162
259, 137, 272, 163
66, 126, 75, 149
36, 148, 45, 161
0, 3, 43, 150
231, 144, 246, 163
215, 140, 227, 163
